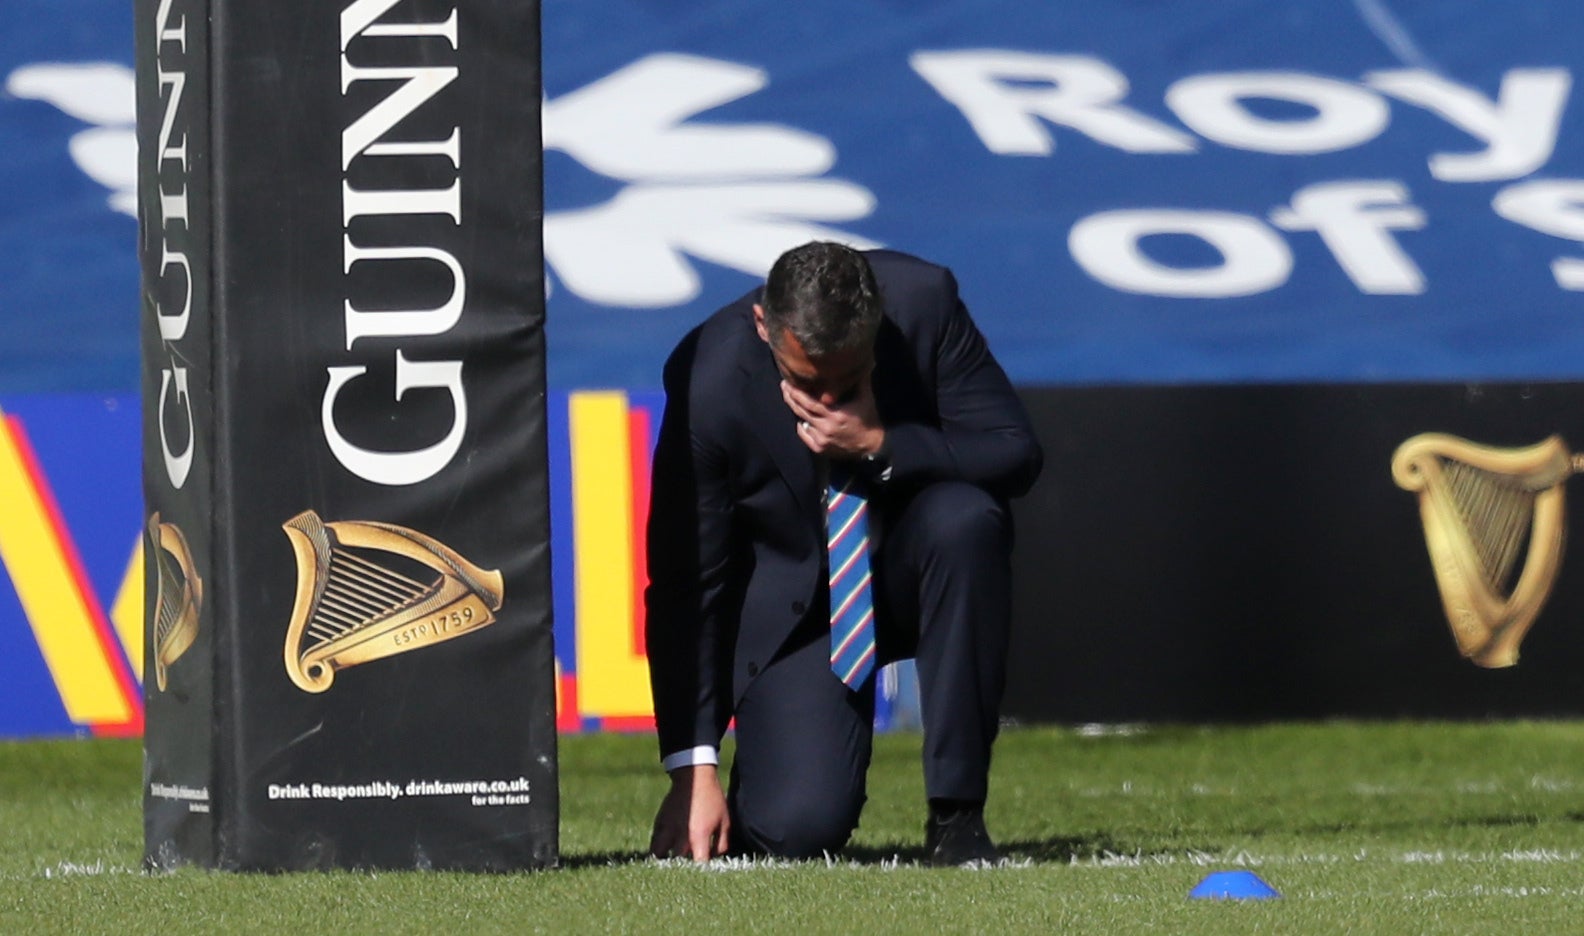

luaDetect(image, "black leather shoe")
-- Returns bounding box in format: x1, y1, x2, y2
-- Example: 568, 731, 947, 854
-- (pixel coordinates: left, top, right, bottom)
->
924, 802, 1001, 866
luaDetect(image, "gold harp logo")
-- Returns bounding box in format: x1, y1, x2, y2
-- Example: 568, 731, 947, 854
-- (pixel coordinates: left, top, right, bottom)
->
1392, 433, 1584, 668
147, 512, 203, 692
281, 510, 504, 693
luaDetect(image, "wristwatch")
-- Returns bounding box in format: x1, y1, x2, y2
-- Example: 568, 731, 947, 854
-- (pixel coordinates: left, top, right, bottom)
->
860, 442, 892, 482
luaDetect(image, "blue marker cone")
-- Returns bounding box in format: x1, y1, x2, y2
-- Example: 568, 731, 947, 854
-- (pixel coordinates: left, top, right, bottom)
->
1189, 870, 1280, 900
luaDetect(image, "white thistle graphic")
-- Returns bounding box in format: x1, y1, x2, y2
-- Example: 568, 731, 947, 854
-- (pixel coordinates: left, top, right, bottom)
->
8, 52, 881, 308
546, 53, 881, 307
7, 61, 137, 216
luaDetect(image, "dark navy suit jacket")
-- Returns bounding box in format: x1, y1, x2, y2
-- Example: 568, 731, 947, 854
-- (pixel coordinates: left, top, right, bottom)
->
644, 250, 1043, 760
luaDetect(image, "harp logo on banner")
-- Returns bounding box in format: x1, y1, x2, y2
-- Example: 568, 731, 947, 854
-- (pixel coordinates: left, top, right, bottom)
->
1393, 433, 1584, 668
323, 0, 469, 487
280, 510, 504, 694
146, 513, 202, 692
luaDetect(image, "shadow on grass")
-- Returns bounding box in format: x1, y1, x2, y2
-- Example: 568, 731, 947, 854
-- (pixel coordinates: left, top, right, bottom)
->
560, 810, 1582, 869
558, 851, 653, 869
1265, 810, 1550, 840
845, 833, 1198, 866
558, 833, 1219, 868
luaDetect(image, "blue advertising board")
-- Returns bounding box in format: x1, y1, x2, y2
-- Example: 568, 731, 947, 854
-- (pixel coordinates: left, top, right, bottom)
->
3, 1, 1584, 736
4, 0, 1583, 394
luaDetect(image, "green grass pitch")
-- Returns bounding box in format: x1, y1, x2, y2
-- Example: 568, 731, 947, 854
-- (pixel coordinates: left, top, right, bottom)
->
3, 722, 1584, 933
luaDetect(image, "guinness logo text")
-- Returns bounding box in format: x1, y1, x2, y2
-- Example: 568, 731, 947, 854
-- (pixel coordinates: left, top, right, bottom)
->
324, 0, 468, 486
152, 0, 196, 490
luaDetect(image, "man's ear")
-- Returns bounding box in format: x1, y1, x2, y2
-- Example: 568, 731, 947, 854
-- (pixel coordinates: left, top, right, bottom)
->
752, 304, 770, 344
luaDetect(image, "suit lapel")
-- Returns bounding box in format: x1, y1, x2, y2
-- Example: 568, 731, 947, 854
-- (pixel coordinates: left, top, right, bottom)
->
742, 338, 821, 525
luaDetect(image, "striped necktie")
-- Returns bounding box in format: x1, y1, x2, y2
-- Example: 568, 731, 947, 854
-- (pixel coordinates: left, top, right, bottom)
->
827, 463, 876, 689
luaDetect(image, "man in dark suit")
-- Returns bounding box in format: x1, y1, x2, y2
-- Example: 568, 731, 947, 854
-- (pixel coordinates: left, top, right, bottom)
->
645, 241, 1042, 865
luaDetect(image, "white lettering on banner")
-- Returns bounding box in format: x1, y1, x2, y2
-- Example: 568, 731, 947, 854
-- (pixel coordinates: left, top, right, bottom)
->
339, 62, 458, 169
263, 775, 529, 805
328, 0, 467, 486
914, 50, 1570, 179
153, 0, 194, 490
158, 367, 194, 490
342, 181, 460, 224
1493, 180, 1584, 291
323, 356, 467, 486
156, 245, 192, 340
909, 51, 1196, 156
914, 50, 1577, 296
15, 48, 1583, 309
150, 782, 210, 813
1071, 182, 1430, 299
342, 239, 465, 346
1165, 72, 1390, 155
1367, 68, 1572, 182
154, 23, 192, 343
1271, 181, 1427, 294
1069, 210, 1293, 298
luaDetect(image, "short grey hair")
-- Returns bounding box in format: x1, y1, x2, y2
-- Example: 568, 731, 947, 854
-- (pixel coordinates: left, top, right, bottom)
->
760, 242, 882, 357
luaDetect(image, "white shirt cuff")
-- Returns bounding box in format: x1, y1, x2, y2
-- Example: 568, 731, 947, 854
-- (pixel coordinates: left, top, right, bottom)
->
662, 745, 720, 773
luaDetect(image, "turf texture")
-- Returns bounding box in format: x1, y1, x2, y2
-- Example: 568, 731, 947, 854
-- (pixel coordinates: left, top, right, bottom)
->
3, 722, 1583, 934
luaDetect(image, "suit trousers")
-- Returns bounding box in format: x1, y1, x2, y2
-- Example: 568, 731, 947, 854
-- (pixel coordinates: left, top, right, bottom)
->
727, 481, 1013, 858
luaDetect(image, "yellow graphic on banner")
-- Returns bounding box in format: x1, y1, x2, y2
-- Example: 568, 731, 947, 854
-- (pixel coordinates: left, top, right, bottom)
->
110, 539, 144, 683
148, 514, 203, 691
1393, 432, 1584, 668
569, 392, 653, 718
0, 412, 135, 725
281, 510, 504, 693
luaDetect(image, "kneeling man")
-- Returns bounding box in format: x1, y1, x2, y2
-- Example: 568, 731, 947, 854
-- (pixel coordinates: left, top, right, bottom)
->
645, 241, 1043, 865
